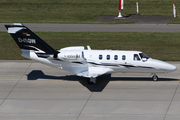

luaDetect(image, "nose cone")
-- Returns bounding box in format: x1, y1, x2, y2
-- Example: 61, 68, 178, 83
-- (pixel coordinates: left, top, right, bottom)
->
150, 59, 177, 72
158, 61, 177, 72
164, 63, 177, 72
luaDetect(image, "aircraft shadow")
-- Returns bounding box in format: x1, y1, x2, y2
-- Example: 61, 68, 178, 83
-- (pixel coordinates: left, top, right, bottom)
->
27, 70, 178, 92
110, 77, 178, 81
27, 70, 107, 92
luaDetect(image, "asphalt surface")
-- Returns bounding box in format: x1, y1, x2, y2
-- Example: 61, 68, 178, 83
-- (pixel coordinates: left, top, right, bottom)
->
97, 16, 171, 24
0, 61, 180, 120
1, 23, 180, 32
1, 17, 180, 120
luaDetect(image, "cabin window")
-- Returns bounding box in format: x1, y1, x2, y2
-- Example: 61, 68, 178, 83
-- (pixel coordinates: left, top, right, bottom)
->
114, 55, 118, 60
82, 52, 84, 58
99, 55, 103, 60
107, 55, 110, 60
134, 54, 140, 61
122, 55, 126, 60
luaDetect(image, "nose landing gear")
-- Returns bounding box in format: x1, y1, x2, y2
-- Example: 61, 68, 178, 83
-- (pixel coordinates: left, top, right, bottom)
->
152, 74, 158, 81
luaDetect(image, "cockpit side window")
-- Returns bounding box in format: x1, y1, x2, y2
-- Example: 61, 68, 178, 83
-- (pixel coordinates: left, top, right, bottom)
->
134, 54, 140, 61
139, 53, 149, 59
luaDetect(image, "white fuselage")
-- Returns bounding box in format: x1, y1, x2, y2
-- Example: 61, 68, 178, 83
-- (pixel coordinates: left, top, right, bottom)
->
21, 46, 177, 79
5, 23, 177, 83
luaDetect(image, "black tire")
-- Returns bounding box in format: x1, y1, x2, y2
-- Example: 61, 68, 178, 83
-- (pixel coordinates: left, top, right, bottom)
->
87, 79, 94, 84
152, 75, 158, 81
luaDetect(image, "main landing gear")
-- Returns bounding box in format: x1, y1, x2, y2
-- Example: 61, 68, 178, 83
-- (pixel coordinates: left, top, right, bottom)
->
87, 77, 96, 84
152, 74, 158, 81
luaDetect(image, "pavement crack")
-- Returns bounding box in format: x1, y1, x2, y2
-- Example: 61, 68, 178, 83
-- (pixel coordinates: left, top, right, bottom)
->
163, 81, 180, 120
76, 84, 97, 120
0, 61, 33, 107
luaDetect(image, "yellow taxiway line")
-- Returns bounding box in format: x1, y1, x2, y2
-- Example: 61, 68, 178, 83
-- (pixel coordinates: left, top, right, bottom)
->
0, 79, 179, 82
0, 79, 64, 81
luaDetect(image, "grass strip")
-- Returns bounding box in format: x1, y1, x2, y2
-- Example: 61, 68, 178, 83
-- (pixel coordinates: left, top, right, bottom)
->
0, 31, 180, 61
0, 0, 179, 24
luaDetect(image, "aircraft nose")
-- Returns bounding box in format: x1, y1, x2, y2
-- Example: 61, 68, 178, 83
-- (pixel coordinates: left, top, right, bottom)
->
162, 62, 177, 72
150, 59, 177, 72
167, 64, 177, 71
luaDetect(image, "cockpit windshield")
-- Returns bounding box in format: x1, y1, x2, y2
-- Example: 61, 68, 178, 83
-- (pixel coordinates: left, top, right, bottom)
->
139, 53, 149, 59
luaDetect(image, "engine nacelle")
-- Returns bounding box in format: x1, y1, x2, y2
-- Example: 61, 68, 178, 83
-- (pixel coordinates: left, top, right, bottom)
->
60, 46, 85, 51
57, 51, 84, 62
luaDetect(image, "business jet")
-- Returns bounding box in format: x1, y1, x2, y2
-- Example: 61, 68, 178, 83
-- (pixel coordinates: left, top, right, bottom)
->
5, 23, 177, 84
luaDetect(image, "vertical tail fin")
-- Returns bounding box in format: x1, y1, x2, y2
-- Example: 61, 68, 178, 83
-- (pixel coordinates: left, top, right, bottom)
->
5, 23, 58, 55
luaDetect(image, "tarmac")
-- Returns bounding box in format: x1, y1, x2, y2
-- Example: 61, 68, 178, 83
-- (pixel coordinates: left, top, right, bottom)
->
97, 16, 171, 24
1, 16, 180, 120
1, 23, 180, 33
0, 60, 180, 120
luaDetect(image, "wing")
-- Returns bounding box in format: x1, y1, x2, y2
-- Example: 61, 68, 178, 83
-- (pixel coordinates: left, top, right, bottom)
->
76, 67, 113, 78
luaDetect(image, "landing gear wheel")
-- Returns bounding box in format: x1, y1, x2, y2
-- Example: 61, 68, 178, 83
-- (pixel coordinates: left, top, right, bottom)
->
87, 79, 94, 84
152, 74, 158, 81
87, 77, 96, 84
